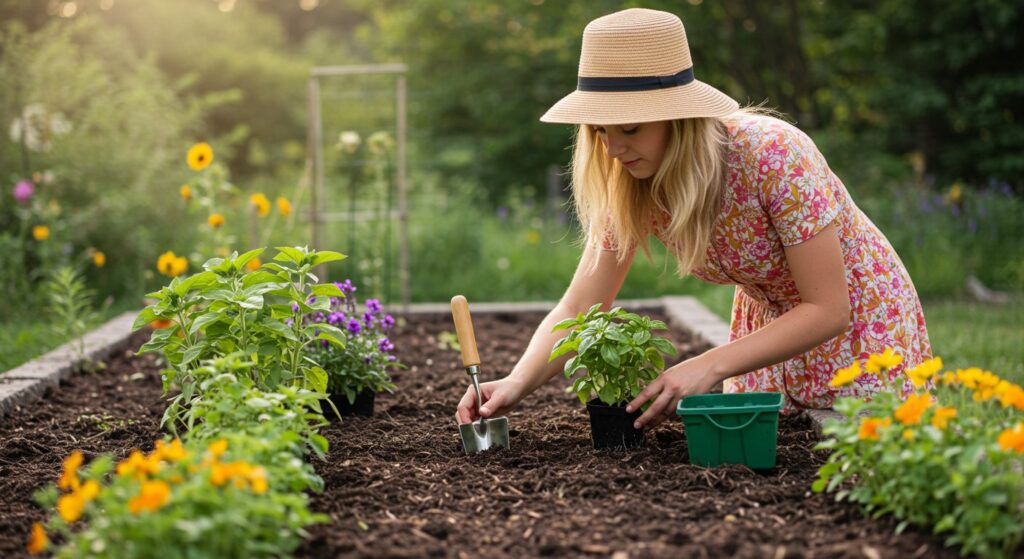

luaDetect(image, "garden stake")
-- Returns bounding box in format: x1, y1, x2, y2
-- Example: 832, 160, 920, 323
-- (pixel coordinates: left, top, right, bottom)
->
451, 295, 510, 454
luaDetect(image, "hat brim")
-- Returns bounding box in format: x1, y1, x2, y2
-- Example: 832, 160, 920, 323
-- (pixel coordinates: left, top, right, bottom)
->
539, 80, 738, 125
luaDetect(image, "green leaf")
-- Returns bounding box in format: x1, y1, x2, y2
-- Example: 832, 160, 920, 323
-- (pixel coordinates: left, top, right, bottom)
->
181, 344, 206, 366
316, 332, 345, 349
174, 271, 218, 296
260, 319, 299, 342
305, 366, 328, 393
188, 312, 223, 336
245, 397, 272, 409
650, 337, 677, 356
551, 316, 581, 332
242, 271, 285, 288
549, 337, 579, 362
234, 248, 265, 270
311, 251, 347, 267
132, 307, 159, 331
310, 283, 344, 298
600, 344, 621, 368
274, 246, 305, 264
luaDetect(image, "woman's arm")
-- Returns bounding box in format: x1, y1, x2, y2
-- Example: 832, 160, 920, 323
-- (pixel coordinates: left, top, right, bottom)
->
627, 222, 850, 428
455, 242, 635, 424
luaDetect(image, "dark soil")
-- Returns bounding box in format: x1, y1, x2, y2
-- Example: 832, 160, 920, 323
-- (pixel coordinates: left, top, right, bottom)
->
0, 312, 963, 559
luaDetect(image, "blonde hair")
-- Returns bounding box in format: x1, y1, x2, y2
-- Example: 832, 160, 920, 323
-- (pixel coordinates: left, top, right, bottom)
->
571, 106, 781, 277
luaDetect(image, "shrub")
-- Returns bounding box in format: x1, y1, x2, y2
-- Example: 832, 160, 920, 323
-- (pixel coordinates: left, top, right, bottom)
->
815, 352, 1024, 558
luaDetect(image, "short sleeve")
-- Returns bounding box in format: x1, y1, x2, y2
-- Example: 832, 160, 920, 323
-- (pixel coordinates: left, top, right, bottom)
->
587, 213, 620, 251
756, 125, 841, 246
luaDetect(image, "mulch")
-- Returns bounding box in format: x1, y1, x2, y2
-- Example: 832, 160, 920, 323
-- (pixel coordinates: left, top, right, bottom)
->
0, 311, 961, 558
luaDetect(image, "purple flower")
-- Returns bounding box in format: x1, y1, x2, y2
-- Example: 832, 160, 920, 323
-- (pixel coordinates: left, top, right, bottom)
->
327, 311, 345, 326
381, 314, 395, 331
312, 312, 325, 323
378, 337, 394, 352
366, 299, 382, 314
346, 318, 361, 335
363, 356, 372, 364
285, 318, 294, 327
388, 355, 397, 362
320, 339, 329, 348
337, 279, 357, 295
307, 295, 317, 304
330, 296, 341, 306
362, 312, 375, 328
12, 180, 33, 204
291, 302, 300, 313
496, 206, 509, 221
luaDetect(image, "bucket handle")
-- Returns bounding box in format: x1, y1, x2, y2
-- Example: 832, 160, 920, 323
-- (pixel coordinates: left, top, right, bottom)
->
702, 411, 762, 431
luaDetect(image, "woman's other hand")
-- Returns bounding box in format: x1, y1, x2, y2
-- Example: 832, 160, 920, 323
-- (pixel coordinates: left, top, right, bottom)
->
626, 355, 723, 430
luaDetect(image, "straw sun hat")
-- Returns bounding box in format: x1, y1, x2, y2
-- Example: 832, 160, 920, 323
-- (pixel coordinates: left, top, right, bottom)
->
540, 8, 738, 125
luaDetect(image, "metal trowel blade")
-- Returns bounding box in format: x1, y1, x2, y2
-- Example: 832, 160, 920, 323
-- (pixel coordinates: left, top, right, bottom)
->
459, 416, 510, 454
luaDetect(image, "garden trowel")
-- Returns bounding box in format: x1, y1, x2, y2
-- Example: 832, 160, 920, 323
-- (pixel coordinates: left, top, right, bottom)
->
451, 295, 510, 454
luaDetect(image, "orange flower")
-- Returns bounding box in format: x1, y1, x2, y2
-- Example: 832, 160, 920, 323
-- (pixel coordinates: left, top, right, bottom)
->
931, 406, 957, 430
32, 225, 49, 241
245, 257, 262, 272
995, 382, 1024, 411
26, 522, 47, 554
865, 347, 902, 374
180, 184, 192, 202
858, 417, 892, 441
56, 481, 99, 524
207, 213, 225, 228
894, 393, 932, 425
58, 450, 84, 491
153, 439, 188, 463
149, 318, 174, 330
128, 480, 171, 514
92, 250, 106, 268
249, 466, 268, 494
117, 449, 161, 480
997, 423, 1024, 454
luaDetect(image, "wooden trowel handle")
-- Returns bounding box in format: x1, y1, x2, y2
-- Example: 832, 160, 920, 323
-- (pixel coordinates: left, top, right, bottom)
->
450, 295, 480, 367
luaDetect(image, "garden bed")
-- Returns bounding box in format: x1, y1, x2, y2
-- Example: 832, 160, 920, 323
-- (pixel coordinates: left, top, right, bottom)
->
1, 312, 959, 558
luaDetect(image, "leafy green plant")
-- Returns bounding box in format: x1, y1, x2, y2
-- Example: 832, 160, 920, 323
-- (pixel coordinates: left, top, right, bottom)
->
46, 265, 98, 368
814, 354, 1024, 558
132, 246, 347, 432
549, 304, 677, 406
32, 435, 327, 559
181, 353, 329, 493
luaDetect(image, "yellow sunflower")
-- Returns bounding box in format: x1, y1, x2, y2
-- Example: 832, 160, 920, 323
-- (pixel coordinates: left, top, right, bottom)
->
187, 142, 214, 171
250, 193, 270, 217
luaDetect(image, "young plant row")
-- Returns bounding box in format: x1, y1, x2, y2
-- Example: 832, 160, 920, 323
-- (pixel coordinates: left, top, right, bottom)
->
815, 353, 1024, 559
28, 247, 401, 557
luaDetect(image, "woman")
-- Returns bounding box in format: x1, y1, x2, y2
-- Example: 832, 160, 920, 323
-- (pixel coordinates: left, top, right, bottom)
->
455, 8, 930, 430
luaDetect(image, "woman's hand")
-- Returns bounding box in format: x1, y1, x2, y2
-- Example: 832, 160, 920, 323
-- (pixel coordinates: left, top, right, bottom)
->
626, 355, 723, 430
455, 377, 529, 425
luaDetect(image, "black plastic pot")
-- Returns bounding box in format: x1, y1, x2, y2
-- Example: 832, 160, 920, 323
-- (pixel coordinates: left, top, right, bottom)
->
585, 398, 645, 449
328, 388, 375, 419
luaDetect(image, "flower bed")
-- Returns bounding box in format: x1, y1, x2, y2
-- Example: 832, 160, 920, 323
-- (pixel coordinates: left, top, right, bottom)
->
0, 312, 964, 558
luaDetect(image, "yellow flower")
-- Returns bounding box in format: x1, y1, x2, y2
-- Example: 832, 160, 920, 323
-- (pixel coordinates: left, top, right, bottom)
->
32, 225, 49, 241
526, 230, 541, 244
245, 256, 262, 272
153, 439, 188, 463
157, 251, 177, 277
58, 450, 84, 491
939, 372, 958, 386
276, 196, 291, 216
207, 438, 228, 460
894, 393, 932, 425
970, 370, 1002, 401
865, 347, 903, 374
117, 449, 161, 480
830, 361, 862, 388
128, 480, 171, 514
78, 480, 100, 502
902, 429, 915, 441
931, 406, 957, 430
26, 522, 47, 555
248, 466, 268, 494
207, 213, 225, 229
180, 184, 192, 202
945, 183, 963, 205
250, 193, 270, 217
858, 417, 891, 441
92, 250, 106, 268
905, 357, 942, 388
187, 142, 214, 171
997, 422, 1024, 454
172, 256, 189, 277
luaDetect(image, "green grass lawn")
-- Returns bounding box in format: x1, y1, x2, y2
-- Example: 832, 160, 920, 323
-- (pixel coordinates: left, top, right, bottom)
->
921, 298, 1024, 385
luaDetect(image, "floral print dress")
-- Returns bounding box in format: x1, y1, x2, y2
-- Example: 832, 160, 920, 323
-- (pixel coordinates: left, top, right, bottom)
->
605, 113, 931, 412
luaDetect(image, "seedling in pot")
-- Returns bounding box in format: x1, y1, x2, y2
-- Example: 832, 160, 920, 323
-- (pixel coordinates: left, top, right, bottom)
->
549, 304, 677, 449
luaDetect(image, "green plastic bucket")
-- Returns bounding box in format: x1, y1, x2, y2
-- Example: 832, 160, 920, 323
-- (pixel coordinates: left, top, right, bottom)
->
676, 392, 784, 469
